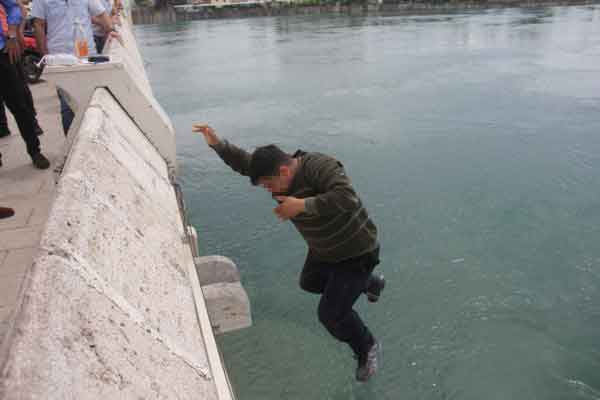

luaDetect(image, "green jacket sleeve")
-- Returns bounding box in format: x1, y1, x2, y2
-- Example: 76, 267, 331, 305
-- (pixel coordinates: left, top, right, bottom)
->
210, 140, 252, 177
303, 155, 362, 216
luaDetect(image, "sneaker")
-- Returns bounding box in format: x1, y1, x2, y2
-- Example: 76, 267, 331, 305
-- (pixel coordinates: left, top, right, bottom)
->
0, 126, 10, 138
31, 152, 50, 169
356, 341, 380, 382
365, 274, 385, 303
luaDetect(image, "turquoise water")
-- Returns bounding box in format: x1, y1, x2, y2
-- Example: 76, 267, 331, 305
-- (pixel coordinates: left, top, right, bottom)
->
135, 6, 600, 399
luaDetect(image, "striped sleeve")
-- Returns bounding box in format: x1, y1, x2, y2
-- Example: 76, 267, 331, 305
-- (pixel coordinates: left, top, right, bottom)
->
304, 155, 361, 216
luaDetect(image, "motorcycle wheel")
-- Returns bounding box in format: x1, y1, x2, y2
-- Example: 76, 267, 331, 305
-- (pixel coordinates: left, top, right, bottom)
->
23, 53, 44, 84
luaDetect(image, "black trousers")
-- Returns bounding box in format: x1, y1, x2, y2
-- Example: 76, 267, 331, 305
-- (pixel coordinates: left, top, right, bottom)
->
0, 96, 6, 128
94, 35, 107, 54
0, 66, 38, 128
300, 247, 380, 357
0, 53, 40, 156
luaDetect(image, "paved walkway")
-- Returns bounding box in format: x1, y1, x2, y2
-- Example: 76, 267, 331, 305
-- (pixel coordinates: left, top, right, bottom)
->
0, 81, 65, 346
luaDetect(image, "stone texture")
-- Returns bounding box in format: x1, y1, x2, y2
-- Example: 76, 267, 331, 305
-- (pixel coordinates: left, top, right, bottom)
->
0, 227, 42, 250
1, 255, 218, 400
0, 248, 36, 280
0, 89, 221, 399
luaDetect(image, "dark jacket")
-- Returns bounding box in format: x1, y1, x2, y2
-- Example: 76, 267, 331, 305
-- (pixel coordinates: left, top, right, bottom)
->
211, 140, 379, 262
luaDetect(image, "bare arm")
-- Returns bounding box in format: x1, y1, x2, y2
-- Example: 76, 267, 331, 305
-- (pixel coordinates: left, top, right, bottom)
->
33, 18, 47, 55
6, 23, 21, 63
91, 11, 112, 32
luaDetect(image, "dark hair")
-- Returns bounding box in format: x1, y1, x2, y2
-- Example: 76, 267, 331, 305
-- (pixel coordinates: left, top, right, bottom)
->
249, 144, 292, 185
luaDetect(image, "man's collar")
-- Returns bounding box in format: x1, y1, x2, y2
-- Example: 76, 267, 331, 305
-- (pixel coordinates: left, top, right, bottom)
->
287, 150, 306, 194
292, 149, 306, 158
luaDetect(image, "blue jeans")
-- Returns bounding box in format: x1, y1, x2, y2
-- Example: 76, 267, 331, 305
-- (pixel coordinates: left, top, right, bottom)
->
57, 89, 74, 136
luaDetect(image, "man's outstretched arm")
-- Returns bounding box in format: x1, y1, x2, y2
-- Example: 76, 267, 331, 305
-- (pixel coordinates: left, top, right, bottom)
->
192, 124, 252, 177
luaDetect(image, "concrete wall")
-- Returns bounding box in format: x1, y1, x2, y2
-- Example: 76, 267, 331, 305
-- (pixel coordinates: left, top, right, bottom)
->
0, 15, 249, 400
0, 89, 221, 399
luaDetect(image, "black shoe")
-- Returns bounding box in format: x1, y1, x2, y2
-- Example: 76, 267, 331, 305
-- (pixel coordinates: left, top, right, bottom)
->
0, 207, 15, 219
0, 126, 10, 138
356, 341, 381, 382
31, 152, 50, 169
365, 274, 385, 303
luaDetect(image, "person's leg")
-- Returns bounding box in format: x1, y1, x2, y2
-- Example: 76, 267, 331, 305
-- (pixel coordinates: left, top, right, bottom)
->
317, 258, 374, 357
317, 253, 382, 381
57, 89, 74, 136
0, 96, 10, 137
0, 55, 43, 160
94, 35, 107, 54
299, 251, 329, 295
15, 62, 44, 136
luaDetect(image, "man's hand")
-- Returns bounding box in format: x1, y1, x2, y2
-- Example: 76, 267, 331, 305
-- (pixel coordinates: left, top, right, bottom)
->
7, 38, 21, 64
274, 196, 305, 220
107, 29, 123, 46
192, 124, 220, 146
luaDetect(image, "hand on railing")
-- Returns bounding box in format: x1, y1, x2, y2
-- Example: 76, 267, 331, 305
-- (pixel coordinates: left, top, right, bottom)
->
108, 29, 124, 47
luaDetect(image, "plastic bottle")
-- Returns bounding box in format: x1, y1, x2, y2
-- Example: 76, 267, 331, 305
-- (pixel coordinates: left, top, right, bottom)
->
74, 19, 89, 58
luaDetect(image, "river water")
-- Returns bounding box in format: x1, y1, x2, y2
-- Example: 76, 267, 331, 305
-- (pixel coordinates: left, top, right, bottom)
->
135, 6, 600, 399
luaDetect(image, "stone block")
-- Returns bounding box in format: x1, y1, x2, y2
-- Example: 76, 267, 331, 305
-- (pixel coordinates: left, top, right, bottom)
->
194, 255, 241, 286
202, 282, 252, 335
0, 88, 231, 399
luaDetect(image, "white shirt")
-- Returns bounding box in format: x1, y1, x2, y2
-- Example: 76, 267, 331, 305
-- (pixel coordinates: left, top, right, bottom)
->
92, 0, 111, 37
31, 0, 105, 55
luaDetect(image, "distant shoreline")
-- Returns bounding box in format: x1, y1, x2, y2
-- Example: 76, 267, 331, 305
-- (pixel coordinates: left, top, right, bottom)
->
131, 0, 598, 24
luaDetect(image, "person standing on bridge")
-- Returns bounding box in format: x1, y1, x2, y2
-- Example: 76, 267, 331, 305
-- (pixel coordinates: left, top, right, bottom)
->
0, 0, 49, 169
31, 0, 119, 135
193, 124, 385, 382
0, 0, 45, 139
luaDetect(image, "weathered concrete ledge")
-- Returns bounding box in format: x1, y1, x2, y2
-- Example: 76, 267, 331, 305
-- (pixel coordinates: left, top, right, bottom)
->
195, 256, 251, 335
1, 88, 219, 399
